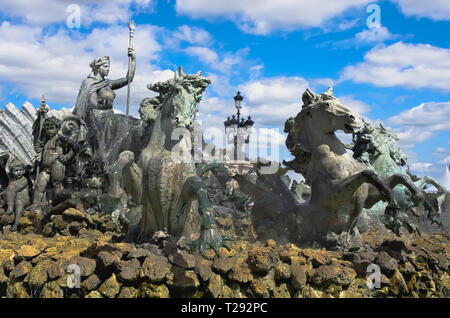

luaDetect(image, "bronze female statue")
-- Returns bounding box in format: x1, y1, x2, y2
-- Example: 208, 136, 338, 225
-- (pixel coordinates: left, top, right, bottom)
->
72, 49, 149, 168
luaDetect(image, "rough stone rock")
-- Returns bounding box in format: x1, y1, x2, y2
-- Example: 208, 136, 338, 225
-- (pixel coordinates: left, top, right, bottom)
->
250, 270, 275, 297
140, 282, 170, 298
169, 251, 196, 269
354, 249, 377, 262
0, 266, 8, 284
207, 274, 224, 298
353, 259, 373, 277
248, 246, 280, 273
68, 256, 96, 277
389, 270, 409, 296
381, 238, 409, 251
51, 215, 68, 232
291, 260, 307, 290
375, 251, 398, 277
216, 216, 233, 229
212, 253, 233, 274
229, 259, 254, 283
47, 259, 68, 280
221, 282, 248, 298
399, 262, 416, 278
16, 245, 42, 259
273, 283, 291, 298
279, 248, 302, 264
41, 281, 64, 298
275, 262, 292, 280
140, 254, 171, 283
85, 291, 103, 298
118, 286, 139, 298
171, 266, 200, 291
0, 249, 15, 271
81, 273, 101, 292
69, 221, 84, 233
127, 248, 153, 260
0, 213, 14, 225
13, 261, 32, 278
63, 208, 94, 225
195, 259, 214, 282
311, 264, 357, 288
26, 259, 52, 289
42, 223, 54, 237
301, 249, 332, 268
339, 278, 367, 298
118, 258, 141, 281
6, 281, 29, 298
97, 250, 121, 268
98, 273, 121, 298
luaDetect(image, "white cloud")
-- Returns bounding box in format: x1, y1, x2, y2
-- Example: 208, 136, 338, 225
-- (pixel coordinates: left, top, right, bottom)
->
176, 0, 372, 35
172, 25, 213, 45
337, 95, 371, 114
0, 21, 172, 115
436, 147, 448, 153
238, 76, 309, 126
354, 25, 396, 43
185, 46, 250, 74
387, 101, 450, 147
340, 42, 450, 91
0, 0, 154, 26
440, 157, 450, 164
391, 0, 450, 21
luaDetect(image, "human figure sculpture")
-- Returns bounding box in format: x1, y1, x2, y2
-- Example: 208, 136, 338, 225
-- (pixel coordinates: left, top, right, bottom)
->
32, 117, 74, 205
72, 49, 143, 168
3, 160, 31, 231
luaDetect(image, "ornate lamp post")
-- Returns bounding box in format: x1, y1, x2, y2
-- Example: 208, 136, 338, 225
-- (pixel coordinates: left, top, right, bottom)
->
224, 91, 254, 163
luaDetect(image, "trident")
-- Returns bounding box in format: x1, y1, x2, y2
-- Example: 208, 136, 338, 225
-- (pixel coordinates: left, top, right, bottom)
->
126, 20, 135, 116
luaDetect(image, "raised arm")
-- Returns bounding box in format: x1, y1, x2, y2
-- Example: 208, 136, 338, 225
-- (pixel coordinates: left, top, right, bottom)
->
111, 48, 136, 90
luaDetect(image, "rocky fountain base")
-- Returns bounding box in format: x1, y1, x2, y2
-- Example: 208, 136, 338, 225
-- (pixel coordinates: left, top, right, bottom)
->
1, 207, 449, 298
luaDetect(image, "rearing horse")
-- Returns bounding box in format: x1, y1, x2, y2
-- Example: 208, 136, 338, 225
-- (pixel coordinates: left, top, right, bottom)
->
347, 120, 447, 229
116, 68, 230, 254
283, 88, 425, 240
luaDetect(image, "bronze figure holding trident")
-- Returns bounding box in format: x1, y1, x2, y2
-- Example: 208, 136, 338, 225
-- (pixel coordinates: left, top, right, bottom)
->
72, 20, 137, 167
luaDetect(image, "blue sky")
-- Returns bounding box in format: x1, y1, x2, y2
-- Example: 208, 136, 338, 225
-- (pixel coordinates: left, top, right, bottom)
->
0, 0, 449, 180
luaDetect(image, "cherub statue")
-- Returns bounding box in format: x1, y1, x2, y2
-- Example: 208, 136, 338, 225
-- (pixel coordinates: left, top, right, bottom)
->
0, 157, 32, 231
32, 117, 76, 206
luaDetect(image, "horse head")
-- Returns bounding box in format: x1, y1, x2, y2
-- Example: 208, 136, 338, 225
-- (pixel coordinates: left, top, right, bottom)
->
301, 88, 362, 135
376, 123, 408, 166
147, 68, 210, 130
283, 88, 362, 176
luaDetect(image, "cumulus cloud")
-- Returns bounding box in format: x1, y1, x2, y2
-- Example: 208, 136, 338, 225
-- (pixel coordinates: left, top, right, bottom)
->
172, 25, 213, 45
175, 0, 372, 35
387, 101, 450, 147
391, 0, 450, 21
0, 21, 173, 115
340, 42, 450, 91
354, 25, 397, 43
185, 46, 250, 74
0, 0, 153, 26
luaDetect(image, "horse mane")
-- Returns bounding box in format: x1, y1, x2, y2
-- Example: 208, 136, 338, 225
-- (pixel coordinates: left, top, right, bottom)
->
283, 89, 322, 176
